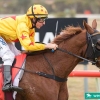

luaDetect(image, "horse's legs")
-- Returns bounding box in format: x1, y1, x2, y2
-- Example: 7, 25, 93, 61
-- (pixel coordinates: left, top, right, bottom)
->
58, 82, 69, 100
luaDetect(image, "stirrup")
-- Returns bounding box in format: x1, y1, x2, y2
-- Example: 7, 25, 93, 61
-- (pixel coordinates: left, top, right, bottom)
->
2, 86, 11, 92
2, 86, 23, 92
11, 86, 23, 92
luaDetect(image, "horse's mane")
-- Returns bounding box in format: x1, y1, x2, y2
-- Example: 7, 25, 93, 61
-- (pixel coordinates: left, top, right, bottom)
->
52, 26, 83, 44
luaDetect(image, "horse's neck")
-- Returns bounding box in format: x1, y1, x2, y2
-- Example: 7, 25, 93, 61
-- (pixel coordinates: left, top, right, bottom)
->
44, 46, 83, 78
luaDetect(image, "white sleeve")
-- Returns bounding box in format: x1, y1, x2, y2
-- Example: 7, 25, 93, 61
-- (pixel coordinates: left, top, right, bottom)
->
7, 42, 21, 56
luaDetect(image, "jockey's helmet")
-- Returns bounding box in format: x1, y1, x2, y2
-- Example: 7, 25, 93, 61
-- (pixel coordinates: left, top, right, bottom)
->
26, 4, 48, 19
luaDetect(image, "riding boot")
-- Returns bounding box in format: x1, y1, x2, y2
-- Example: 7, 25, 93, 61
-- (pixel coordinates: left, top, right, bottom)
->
2, 65, 23, 92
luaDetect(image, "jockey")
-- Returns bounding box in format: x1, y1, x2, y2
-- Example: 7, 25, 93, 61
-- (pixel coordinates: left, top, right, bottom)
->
0, 4, 58, 92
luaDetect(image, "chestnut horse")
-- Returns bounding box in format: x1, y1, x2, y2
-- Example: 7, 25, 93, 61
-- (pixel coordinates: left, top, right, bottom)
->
16, 20, 100, 100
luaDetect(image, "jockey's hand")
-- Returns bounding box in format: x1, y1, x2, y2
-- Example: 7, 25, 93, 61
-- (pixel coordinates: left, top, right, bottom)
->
45, 43, 58, 50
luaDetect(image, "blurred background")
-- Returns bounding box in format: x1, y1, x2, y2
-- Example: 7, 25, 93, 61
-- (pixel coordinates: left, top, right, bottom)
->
0, 0, 100, 17
0, 0, 100, 100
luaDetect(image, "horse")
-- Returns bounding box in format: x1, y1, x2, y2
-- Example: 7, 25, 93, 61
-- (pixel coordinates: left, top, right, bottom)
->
16, 19, 100, 100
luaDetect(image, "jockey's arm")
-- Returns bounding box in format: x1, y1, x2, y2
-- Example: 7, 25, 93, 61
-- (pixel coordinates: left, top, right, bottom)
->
7, 42, 21, 55
17, 22, 58, 52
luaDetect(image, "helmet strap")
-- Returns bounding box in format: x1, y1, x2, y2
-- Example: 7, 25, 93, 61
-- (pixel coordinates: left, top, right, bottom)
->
30, 5, 38, 28
31, 5, 36, 18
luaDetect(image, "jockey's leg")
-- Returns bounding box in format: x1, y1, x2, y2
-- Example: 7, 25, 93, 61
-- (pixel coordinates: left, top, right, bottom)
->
0, 37, 22, 92
2, 65, 23, 92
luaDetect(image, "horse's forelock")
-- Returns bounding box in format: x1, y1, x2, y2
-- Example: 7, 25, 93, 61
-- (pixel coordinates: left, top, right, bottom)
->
52, 26, 83, 44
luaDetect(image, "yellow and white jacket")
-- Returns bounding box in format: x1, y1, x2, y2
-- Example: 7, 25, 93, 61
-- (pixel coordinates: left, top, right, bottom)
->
0, 14, 45, 51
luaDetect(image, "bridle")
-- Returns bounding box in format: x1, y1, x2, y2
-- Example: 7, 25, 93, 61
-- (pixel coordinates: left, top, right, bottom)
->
55, 31, 100, 65
85, 31, 100, 64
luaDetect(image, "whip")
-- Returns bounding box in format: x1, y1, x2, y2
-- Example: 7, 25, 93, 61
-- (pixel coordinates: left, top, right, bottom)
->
55, 20, 58, 37
52, 20, 59, 52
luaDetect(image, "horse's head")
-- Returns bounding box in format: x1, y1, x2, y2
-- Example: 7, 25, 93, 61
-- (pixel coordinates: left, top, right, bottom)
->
83, 20, 100, 68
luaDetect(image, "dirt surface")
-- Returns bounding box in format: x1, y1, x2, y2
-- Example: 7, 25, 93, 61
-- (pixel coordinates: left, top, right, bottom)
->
67, 18, 100, 100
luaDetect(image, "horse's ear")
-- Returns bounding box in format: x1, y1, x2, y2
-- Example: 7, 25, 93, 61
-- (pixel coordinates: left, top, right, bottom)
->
83, 20, 94, 34
92, 19, 97, 30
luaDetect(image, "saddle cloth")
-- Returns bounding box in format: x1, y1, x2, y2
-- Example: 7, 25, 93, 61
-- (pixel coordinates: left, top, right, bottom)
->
0, 53, 26, 100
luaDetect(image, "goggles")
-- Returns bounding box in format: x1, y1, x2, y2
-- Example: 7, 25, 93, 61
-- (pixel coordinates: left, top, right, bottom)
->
37, 18, 47, 23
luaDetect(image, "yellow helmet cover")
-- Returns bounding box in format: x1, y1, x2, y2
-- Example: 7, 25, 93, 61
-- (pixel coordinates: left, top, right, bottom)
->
27, 4, 48, 19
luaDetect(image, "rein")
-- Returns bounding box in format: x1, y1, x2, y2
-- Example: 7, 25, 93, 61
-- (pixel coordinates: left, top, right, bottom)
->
57, 47, 96, 64
56, 31, 100, 65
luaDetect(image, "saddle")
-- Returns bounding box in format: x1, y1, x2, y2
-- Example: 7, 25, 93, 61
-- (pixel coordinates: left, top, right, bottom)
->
0, 53, 26, 100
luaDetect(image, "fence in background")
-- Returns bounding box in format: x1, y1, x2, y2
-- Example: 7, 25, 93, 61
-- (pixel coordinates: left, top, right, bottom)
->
69, 70, 100, 77
69, 70, 100, 100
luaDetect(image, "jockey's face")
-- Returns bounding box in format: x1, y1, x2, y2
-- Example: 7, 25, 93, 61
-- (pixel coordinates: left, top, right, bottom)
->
35, 19, 45, 29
